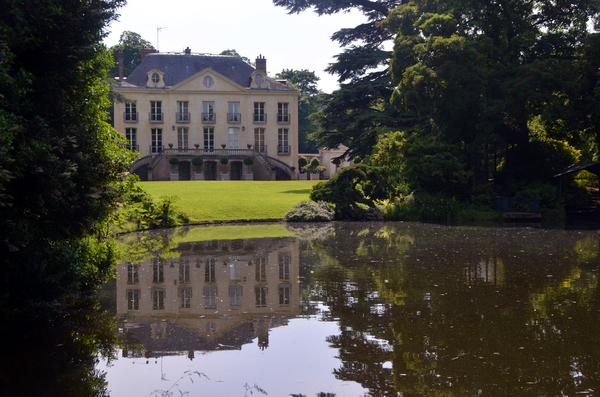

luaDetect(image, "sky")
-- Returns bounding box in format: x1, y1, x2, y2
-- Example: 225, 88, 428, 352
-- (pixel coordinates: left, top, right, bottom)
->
103, 0, 370, 93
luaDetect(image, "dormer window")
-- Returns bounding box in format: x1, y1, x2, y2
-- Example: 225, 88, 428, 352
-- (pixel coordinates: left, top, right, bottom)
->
255, 75, 264, 85
152, 73, 160, 84
146, 69, 165, 87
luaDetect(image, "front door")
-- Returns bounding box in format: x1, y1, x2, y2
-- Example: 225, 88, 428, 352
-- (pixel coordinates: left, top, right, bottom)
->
204, 161, 217, 180
231, 161, 242, 180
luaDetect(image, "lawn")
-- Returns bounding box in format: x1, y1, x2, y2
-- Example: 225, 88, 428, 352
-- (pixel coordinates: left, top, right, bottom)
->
138, 180, 320, 223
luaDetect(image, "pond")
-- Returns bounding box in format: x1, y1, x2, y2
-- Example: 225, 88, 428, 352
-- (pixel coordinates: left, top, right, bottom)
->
4, 221, 600, 396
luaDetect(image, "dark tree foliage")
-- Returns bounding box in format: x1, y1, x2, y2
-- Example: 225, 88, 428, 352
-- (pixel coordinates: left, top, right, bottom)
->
310, 163, 392, 218
276, 69, 322, 153
109, 31, 152, 78
273, 0, 408, 159
0, 0, 134, 312
220, 49, 254, 66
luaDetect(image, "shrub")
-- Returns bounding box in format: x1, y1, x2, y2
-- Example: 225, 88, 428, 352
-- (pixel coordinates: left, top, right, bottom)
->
284, 201, 335, 222
192, 156, 203, 166
169, 156, 179, 165
243, 156, 254, 166
298, 156, 308, 170
220, 156, 229, 165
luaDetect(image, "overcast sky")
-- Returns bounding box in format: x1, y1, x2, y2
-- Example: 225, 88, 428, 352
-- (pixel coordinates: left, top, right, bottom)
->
103, 0, 370, 93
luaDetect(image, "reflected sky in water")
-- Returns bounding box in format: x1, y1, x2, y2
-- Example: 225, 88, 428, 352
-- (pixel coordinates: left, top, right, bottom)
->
97, 222, 600, 396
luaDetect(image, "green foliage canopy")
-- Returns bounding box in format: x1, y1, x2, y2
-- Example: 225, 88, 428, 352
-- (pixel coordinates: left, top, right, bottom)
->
109, 31, 152, 78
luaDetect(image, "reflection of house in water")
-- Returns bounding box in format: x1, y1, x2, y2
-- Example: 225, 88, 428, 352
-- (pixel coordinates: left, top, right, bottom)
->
116, 237, 300, 357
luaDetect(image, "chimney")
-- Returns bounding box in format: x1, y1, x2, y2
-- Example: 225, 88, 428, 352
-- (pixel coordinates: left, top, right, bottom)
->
255, 55, 266, 73
184, 47, 191, 55
141, 46, 157, 62
118, 50, 124, 83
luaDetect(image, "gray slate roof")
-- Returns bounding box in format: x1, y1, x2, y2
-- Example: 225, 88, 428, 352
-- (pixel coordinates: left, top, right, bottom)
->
124, 52, 296, 92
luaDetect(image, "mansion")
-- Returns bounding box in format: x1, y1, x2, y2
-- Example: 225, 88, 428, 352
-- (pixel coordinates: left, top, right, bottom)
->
113, 47, 299, 181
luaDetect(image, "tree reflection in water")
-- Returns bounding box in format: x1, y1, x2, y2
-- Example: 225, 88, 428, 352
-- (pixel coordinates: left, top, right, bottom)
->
303, 222, 600, 396
0, 297, 117, 397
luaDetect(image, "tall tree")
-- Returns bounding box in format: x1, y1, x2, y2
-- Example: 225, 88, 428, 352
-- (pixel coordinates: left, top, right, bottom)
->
0, 0, 135, 312
273, 0, 409, 159
276, 69, 322, 153
220, 49, 254, 66
109, 31, 152, 78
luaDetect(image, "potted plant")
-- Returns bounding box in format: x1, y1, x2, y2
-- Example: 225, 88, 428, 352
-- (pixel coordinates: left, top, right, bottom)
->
169, 156, 179, 165
192, 156, 203, 166
298, 156, 308, 171
243, 156, 254, 166
220, 156, 229, 165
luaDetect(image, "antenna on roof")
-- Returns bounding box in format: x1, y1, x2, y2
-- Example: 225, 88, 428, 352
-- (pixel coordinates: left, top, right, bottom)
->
157, 26, 166, 51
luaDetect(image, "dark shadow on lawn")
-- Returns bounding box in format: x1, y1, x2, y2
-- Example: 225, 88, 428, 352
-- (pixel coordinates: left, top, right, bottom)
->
281, 189, 312, 194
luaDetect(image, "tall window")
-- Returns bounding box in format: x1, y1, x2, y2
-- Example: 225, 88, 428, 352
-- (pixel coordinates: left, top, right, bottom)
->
127, 263, 139, 284
177, 127, 188, 149
151, 128, 162, 153
150, 101, 162, 122
254, 128, 265, 153
255, 255, 267, 282
229, 261, 241, 281
152, 257, 164, 283
203, 127, 214, 150
152, 289, 165, 310
125, 128, 137, 151
179, 262, 190, 283
124, 102, 137, 122
127, 289, 140, 310
255, 286, 268, 308
177, 101, 189, 122
278, 128, 290, 154
278, 285, 291, 305
228, 127, 240, 149
253, 102, 266, 122
202, 101, 215, 122
205, 257, 216, 283
277, 103, 289, 123
204, 286, 217, 309
279, 254, 291, 280
230, 286, 242, 307
228, 102, 240, 122
179, 288, 192, 309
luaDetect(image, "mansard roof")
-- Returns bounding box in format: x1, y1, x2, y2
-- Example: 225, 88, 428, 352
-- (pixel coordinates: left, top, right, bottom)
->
124, 52, 295, 92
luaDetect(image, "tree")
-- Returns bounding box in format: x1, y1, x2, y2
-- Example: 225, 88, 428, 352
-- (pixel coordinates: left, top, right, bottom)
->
220, 49, 254, 66
0, 0, 134, 312
276, 69, 322, 153
109, 31, 152, 78
381, 0, 600, 191
273, 0, 408, 160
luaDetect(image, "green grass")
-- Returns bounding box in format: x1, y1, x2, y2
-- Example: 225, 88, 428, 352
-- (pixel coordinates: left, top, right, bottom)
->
138, 180, 319, 223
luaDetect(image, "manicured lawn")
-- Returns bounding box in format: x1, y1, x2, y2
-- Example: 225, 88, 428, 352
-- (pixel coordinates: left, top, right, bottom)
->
138, 180, 319, 223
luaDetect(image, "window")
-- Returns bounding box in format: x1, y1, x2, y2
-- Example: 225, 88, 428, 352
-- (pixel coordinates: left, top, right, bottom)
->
255, 255, 267, 282
253, 102, 266, 122
151, 73, 160, 84
255, 75, 264, 85
202, 101, 215, 122
150, 101, 162, 122
230, 286, 242, 307
279, 285, 291, 305
152, 289, 165, 310
229, 260, 241, 281
278, 128, 290, 154
177, 127, 188, 149
203, 76, 213, 88
127, 263, 139, 284
204, 286, 217, 309
255, 286, 268, 308
179, 288, 192, 309
127, 289, 140, 310
125, 128, 137, 151
228, 127, 240, 149
203, 127, 214, 150
279, 254, 291, 280
151, 128, 162, 153
177, 101, 189, 122
152, 257, 164, 283
124, 102, 137, 122
179, 262, 190, 283
205, 257, 216, 283
228, 102, 240, 122
278, 103, 290, 123
254, 128, 265, 153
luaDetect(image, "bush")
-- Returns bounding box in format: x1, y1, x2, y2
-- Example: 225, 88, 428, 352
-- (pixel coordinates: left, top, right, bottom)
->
220, 156, 229, 165
284, 201, 335, 222
243, 156, 254, 166
169, 156, 180, 165
298, 156, 308, 170
192, 156, 203, 166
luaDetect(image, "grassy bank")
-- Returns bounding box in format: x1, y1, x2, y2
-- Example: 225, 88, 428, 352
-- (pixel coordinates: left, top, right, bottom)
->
138, 180, 319, 223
